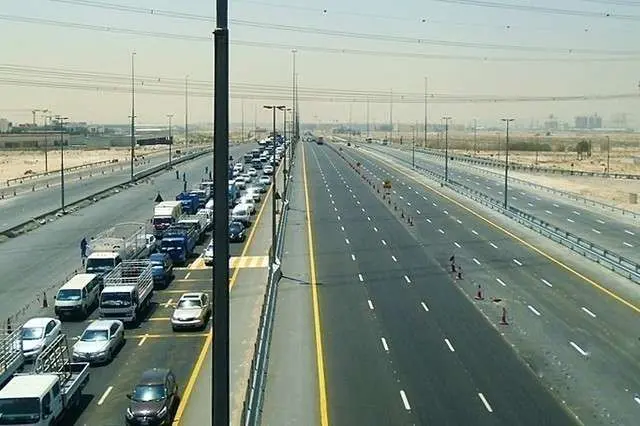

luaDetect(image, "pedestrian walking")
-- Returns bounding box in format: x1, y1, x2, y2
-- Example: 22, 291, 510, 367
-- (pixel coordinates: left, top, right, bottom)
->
80, 237, 88, 266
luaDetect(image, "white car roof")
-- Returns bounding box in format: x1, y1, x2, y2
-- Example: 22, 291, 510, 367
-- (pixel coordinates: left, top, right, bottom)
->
180, 292, 206, 300
24, 317, 56, 328
86, 319, 121, 330
60, 273, 98, 291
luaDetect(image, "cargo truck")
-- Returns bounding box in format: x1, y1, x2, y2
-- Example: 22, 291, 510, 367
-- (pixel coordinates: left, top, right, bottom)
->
0, 330, 23, 389
152, 201, 183, 239
0, 334, 89, 426
85, 223, 152, 281
177, 214, 208, 244
175, 192, 200, 215
159, 224, 198, 265
99, 260, 154, 324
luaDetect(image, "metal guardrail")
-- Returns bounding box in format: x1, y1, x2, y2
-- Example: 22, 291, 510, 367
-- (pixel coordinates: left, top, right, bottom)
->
1, 147, 213, 238
379, 144, 639, 219
355, 144, 640, 284
6, 158, 116, 186
242, 142, 297, 426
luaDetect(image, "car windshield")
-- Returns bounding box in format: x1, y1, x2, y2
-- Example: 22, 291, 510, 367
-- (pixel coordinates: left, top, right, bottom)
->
131, 384, 166, 402
21, 327, 44, 340
85, 258, 115, 270
101, 292, 131, 307
152, 217, 173, 225
0, 397, 41, 423
81, 329, 109, 342
230, 224, 243, 232
177, 299, 202, 309
56, 289, 82, 301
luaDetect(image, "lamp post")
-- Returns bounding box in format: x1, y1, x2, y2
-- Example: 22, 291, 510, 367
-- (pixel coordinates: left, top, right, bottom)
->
282, 107, 291, 193
130, 51, 136, 183
41, 110, 50, 172
606, 135, 611, 176
412, 124, 416, 168
263, 105, 286, 271
55, 116, 69, 212
167, 114, 174, 168
442, 116, 452, 182
501, 118, 515, 209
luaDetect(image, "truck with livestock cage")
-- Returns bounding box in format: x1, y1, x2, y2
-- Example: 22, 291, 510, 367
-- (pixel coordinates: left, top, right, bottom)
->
99, 260, 154, 324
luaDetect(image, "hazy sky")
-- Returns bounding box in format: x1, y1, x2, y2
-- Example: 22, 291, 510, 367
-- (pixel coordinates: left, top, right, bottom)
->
1, 0, 639, 128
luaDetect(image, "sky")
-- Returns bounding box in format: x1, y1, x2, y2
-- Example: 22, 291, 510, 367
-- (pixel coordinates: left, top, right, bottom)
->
1, 0, 639, 129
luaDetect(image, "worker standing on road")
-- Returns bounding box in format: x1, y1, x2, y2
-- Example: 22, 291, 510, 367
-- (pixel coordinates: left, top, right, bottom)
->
80, 237, 88, 266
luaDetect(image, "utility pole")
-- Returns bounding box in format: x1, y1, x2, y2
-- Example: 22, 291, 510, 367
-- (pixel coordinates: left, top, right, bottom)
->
213, 0, 230, 423
283, 107, 291, 192
241, 98, 245, 143
55, 116, 69, 213
185, 75, 189, 149
606, 135, 611, 175
389, 89, 393, 143
167, 114, 174, 168
253, 104, 257, 141
502, 118, 515, 209
424, 77, 428, 148
348, 102, 353, 144
130, 52, 136, 183
442, 116, 452, 182
41, 110, 50, 172
292, 49, 297, 146
412, 123, 416, 168
366, 97, 370, 139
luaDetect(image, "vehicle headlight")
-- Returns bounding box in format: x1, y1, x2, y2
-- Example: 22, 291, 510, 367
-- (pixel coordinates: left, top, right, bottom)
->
157, 406, 168, 417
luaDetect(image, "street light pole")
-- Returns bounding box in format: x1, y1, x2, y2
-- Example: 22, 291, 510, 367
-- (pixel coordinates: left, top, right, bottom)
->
501, 118, 515, 209
263, 105, 286, 271
424, 77, 428, 148
473, 118, 477, 155
606, 136, 611, 175
42, 111, 50, 173
130, 52, 136, 183
412, 124, 416, 168
56, 116, 69, 212
167, 114, 174, 168
442, 116, 452, 182
185, 75, 189, 149
283, 108, 291, 192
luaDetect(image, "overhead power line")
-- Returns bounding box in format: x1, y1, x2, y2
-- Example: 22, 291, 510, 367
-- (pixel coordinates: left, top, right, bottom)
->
0, 63, 637, 104
45, 0, 640, 55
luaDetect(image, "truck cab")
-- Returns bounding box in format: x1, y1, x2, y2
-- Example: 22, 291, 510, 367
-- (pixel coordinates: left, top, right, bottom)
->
85, 252, 122, 278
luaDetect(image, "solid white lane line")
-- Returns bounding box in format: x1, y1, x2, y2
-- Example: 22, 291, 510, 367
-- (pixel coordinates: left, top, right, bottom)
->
592, 228, 601, 234
545, 210, 553, 215
444, 338, 455, 352
478, 393, 493, 413
473, 258, 481, 265
489, 242, 498, 249
426, 218, 432, 223
438, 229, 445, 234
569, 341, 588, 357
373, 226, 378, 232
444, 210, 449, 215
368, 299, 374, 310
97, 386, 114, 406
381, 337, 389, 352
596, 219, 605, 224
185, 272, 191, 280
456, 219, 462, 224
404, 275, 411, 283
163, 298, 173, 308
416, 210, 421, 214
381, 239, 387, 246
358, 273, 364, 282
623, 242, 633, 247
400, 390, 411, 411
345, 238, 350, 245
581, 307, 597, 318
421, 302, 429, 312
351, 254, 356, 261
567, 218, 575, 223
625, 229, 635, 235
527, 305, 541, 316
391, 255, 398, 262
541, 278, 553, 288
341, 226, 345, 231
496, 278, 506, 287
471, 230, 478, 235
513, 259, 523, 266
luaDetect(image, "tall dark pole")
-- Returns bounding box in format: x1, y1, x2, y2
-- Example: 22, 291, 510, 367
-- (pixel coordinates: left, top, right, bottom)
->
412, 124, 416, 168
167, 114, 174, 168
44, 114, 51, 173
264, 105, 285, 270
502, 118, 515, 208
56, 116, 68, 212
424, 77, 428, 148
130, 52, 136, 183
292, 49, 297, 146
606, 135, 611, 175
213, 0, 230, 423
241, 98, 245, 144
185, 75, 189, 149
366, 97, 370, 139
473, 119, 477, 155
443, 116, 451, 182
284, 108, 291, 192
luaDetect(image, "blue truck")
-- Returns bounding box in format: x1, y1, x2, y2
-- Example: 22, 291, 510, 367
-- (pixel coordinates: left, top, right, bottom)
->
228, 183, 239, 208
176, 192, 200, 215
158, 223, 198, 265
148, 252, 174, 288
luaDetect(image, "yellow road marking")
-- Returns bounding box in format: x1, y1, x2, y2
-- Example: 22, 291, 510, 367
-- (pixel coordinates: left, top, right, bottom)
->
364, 148, 640, 315
189, 255, 270, 270
174, 162, 282, 425
303, 143, 330, 426
157, 289, 212, 294
138, 334, 148, 346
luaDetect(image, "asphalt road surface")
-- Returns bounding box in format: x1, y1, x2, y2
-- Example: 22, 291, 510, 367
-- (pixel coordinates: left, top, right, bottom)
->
339, 142, 640, 426
365, 143, 640, 263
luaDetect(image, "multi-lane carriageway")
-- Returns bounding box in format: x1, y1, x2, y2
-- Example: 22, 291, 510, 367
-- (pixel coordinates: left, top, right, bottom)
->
0, 141, 284, 426
261, 140, 640, 426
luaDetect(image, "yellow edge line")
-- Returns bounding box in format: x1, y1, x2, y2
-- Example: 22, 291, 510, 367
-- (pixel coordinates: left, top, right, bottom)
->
303, 142, 330, 426
363, 147, 640, 315
173, 161, 281, 424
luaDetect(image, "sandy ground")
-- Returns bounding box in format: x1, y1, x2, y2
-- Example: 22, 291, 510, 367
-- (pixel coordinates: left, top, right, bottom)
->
0, 146, 168, 182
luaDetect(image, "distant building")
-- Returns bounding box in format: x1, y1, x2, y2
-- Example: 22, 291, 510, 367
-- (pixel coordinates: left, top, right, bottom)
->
0, 118, 10, 133
574, 114, 602, 129
544, 114, 558, 131
0, 132, 69, 149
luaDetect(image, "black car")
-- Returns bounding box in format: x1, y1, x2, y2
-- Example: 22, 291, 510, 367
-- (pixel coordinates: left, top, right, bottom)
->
252, 159, 263, 170
229, 221, 247, 242
125, 368, 180, 426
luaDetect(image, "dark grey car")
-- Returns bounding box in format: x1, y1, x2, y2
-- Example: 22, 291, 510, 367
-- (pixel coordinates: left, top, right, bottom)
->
125, 368, 180, 426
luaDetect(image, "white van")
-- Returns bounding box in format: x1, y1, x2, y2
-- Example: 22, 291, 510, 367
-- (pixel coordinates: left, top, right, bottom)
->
231, 204, 251, 227
54, 273, 101, 319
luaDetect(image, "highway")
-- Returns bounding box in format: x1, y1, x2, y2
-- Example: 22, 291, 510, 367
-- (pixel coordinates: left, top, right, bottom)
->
0, 141, 280, 425
0, 145, 216, 234
364, 143, 640, 262
262, 139, 640, 426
